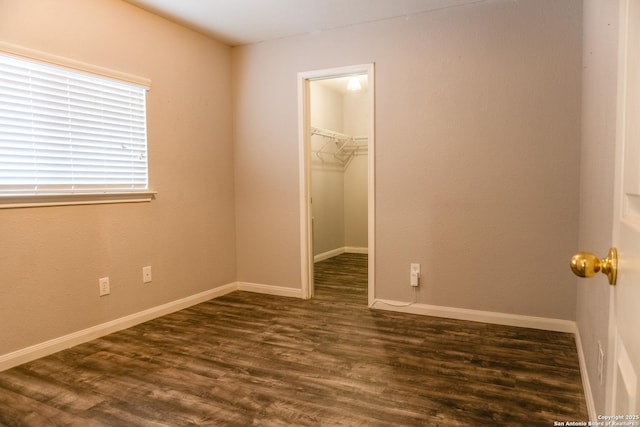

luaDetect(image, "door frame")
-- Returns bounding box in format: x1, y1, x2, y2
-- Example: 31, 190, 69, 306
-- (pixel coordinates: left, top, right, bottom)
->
297, 63, 375, 304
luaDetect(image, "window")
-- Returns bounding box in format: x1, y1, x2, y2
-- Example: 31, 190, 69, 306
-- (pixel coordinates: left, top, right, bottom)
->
0, 51, 151, 206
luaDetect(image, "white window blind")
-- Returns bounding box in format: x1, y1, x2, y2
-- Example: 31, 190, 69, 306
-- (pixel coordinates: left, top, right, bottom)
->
0, 52, 148, 197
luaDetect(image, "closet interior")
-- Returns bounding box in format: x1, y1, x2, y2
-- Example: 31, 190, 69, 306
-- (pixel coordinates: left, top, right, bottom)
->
310, 75, 369, 265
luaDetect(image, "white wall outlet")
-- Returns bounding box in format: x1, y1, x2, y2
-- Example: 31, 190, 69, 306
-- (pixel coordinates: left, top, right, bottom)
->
142, 266, 152, 284
99, 277, 110, 297
410, 263, 420, 287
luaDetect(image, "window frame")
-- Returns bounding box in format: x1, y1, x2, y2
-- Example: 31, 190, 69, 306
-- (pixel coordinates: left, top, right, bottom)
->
0, 42, 155, 209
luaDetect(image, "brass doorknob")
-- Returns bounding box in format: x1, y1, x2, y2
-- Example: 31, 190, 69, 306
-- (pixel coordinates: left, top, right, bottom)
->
570, 247, 617, 285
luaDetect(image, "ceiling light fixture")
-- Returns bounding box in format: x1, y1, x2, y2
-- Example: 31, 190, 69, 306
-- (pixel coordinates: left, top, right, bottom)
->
347, 76, 362, 91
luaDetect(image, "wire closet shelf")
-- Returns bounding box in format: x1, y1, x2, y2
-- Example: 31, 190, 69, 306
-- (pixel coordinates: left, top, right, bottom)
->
311, 126, 368, 169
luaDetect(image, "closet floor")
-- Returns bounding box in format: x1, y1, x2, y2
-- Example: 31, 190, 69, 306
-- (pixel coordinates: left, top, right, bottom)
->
0, 253, 587, 426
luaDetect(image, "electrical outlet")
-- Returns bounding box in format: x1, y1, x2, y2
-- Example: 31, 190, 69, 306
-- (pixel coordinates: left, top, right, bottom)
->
99, 277, 110, 297
598, 342, 605, 385
142, 266, 152, 284
410, 263, 420, 287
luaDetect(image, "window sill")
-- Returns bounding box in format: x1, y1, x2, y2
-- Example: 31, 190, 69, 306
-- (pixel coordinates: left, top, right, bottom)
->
0, 191, 157, 209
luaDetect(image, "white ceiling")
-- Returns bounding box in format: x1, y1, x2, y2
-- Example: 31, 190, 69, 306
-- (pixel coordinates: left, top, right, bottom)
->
123, 0, 485, 46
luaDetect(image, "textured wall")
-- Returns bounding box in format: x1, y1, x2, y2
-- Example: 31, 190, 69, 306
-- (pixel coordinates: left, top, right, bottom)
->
0, 0, 586, 361
343, 91, 369, 250
232, 0, 582, 320
0, 0, 236, 354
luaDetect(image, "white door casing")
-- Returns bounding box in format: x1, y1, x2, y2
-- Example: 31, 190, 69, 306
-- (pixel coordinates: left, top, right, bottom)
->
297, 64, 375, 304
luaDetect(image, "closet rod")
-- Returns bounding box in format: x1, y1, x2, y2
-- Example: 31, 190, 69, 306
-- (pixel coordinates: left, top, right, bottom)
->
311, 126, 367, 142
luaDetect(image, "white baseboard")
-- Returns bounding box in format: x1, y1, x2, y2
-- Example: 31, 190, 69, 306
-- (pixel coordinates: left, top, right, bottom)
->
237, 281, 303, 299
0, 283, 237, 373
372, 298, 596, 417
370, 299, 577, 333
0, 280, 306, 372
574, 328, 597, 421
314, 246, 368, 262
2, 277, 592, 417
314, 247, 345, 263
345, 246, 368, 254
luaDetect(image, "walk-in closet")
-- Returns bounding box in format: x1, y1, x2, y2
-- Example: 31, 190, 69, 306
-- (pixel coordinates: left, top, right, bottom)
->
310, 75, 369, 268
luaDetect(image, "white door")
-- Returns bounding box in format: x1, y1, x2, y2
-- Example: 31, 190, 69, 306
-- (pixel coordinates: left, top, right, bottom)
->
609, 0, 640, 414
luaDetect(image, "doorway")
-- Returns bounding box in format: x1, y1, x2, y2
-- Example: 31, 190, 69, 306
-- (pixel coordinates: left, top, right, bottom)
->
298, 64, 375, 304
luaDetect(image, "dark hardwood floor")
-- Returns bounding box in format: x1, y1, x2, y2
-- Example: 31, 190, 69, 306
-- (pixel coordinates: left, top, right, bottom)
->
0, 253, 587, 426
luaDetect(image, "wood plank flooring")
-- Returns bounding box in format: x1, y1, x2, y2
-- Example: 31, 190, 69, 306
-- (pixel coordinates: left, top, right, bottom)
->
0, 253, 588, 426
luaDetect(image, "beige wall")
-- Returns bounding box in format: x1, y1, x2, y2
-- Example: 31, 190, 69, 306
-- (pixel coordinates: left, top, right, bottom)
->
578, 0, 620, 415
0, 0, 235, 354
0, 0, 586, 361
344, 154, 368, 250
343, 91, 369, 250
233, 0, 582, 319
